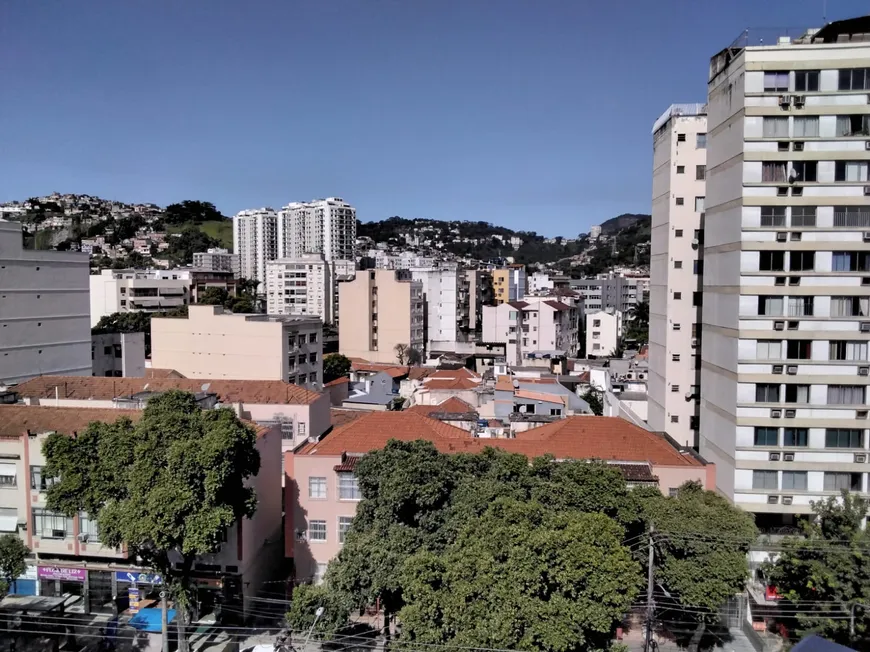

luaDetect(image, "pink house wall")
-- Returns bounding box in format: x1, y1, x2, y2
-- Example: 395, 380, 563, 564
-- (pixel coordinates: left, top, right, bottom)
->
653, 462, 716, 494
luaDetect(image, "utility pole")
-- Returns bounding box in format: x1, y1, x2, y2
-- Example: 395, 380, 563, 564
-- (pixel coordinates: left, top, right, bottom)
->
644, 525, 655, 652
161, 590, 169, 652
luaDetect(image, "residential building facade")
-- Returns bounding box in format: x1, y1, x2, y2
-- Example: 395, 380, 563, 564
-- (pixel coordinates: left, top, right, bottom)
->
193, 248, 240, 276
465, 269, 493, 335
701, 19, 870, 525
338, 269, 424, 364
410, 264, 469, 354
569, 275, 642, 313
0, 221, 91, 384
266, 254, 333, 323
91, 332, 146, 377
89, 269, 190, 327
151, 305, 323, 389
482, 297, 580, 364
492, 265, 526, 305
586, 308, 623, 357
232, 208, 279, 291
649, 103, 708, 447
278, 198, 356, 263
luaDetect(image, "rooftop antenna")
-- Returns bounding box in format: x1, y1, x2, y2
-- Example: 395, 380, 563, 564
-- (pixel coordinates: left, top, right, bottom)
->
822, 0, 827, 24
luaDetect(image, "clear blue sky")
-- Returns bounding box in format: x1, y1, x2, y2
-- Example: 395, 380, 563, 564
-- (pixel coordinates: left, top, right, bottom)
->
0, 0, 866, 236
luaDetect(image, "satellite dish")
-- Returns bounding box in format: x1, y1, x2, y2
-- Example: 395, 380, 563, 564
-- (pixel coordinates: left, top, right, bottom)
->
143, 383, 149, 391
201, 383, 211, 392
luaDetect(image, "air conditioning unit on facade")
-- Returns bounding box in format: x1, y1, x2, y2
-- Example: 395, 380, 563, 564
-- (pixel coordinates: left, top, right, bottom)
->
787, 365, 798, 375
771, 409, 782, 418
768, 495, 780, 504
772, 365, 784, 374
782, 496, 794, 505
784, 453, 795, 461
774, 321, 785, 331
793, 141, 805, 151
769, 452, 781, 461
855, 454, 867, 463
859, 367, 869, 376
776, 232, 788, 242
785, 409, 797, 418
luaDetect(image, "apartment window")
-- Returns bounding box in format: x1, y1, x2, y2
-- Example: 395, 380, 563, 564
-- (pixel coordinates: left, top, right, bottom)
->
791, 206, 816, 227
676, 165, 685, 174
32, 508, 73, 539
754, 427, 779, 446
794, 70, 819, 92
0, 462, 17, 487
838, 68, 870, 91
762, 162, 787, 183
308, 476, 327, 499
675, 197, 684, 206
782, 471, 809, 491
829, 341, 868, 361
509, 311, 518, 320
672, 354, 680, 362
832, 251, 870, 272
694, 197, 705, 213
836, 115, 870, 137
764, 71, 789, 92
338, 472, 362, 500
592, 332, 600, 339
784, 384, 809, 404
674, 261, 682, 269
696, 165, 706, 181
309, 333, 317, 343
30, 466, 57, 492
790, 251, 815, 272
793, 118, 819, 139
671, 385, 680, 393
309, 520, 327, 542
677, 133, 686, 142
79, 512, 100, 543
788, 296, 814, 317
756, 384, 780, 403
593, 319, 601, 327
784, 428, 809, 447
834, 206, 870, 228
753, 470, 778, 490
758, 296, 783, 316
835, 161, 869, 182
692, 291, 702, 307
824, 472, 862, 492
675, 229, 683, 238
672, 323, 681, 331
759, 251, 785, 271
763, 117, 789, 139
756, 340, 782, 360
693, 260, 703, 275
670, 415, 679, 423
825, 429, 864, 449
786, 340, 812, 360
674, 292, 681, 300
338, 516, 353, 544
696, 133, 707, 149
831, 296, 870, 317
761, 207, 787, 227
791, 160, 817, 182
827, 385, 865, 405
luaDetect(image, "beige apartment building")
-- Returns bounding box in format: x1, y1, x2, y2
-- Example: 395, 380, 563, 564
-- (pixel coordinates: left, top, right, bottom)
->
492, 264, 526, 305
338, 269, 424, 363
266, 254, 333, 324
151, 305, 323, 389
649, 104, 708, 447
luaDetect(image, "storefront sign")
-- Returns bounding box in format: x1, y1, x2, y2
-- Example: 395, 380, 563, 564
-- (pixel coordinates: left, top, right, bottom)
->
115, 571, 163, 585
128, 587, 141, 614
37, 566, 86, 582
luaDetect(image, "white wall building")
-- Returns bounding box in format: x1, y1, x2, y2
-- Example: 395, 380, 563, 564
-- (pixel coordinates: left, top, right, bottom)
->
527, 272, 555, 295
648, 103, 708, 447
701, 19, 870, 526
232, 208, 278, 291
193, 248, 240, 276
278, 198, 356, 263
586, 309, 623, 358
409, 265, 467, 353
91, 332, 146, 377
482, 297, 579, 364
266, 254, 333, 324
89, 269, 190, 327
0, 221, 91, 384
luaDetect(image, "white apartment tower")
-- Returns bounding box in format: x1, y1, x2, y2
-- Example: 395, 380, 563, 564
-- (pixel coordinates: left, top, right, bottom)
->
232, 208, 278, 290
649, 104, 708, 447
701, 18, 870, 527
278, 198, 356, 262
266, 254, 333, 324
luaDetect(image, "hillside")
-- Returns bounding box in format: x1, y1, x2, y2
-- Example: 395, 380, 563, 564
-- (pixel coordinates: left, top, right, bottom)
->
599, 213, 649, 235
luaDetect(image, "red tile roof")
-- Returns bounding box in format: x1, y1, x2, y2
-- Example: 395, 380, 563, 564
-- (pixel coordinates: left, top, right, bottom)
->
349, 361, 410, 379
543, 300, 572, 311
513, 389, 566, 404
330, 408, 367, 429
421, 378, 480, 391
324, 377, 349, 388
408, 396, 476, 415
0, 405, 142, 438
13, 375, 323, 405
427, 368, 481, 381
145, 368, 186, 379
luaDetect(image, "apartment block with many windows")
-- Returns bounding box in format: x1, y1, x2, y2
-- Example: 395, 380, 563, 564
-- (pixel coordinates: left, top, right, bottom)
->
266, 254, 334, 324
278, 198, 356, 263
232, 208, 279, 291
649, 104, 708, 447
701, 18, 870, 527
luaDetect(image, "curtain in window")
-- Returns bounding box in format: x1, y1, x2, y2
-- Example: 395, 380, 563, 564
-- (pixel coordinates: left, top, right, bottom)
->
761, 296, 783, 316
782, 471, 807, 490
762, 163, 787, 183
831, 297, 852, 317
832, 253, 852, 272
827, 385, 865, 404
757, 341, 781, 360
786, 385, 809, 403
793, 117, 819, 138
845, 162, 869, 182
763, 118, 789, 138
787, 297, 811, 317
847, 341, 868, 361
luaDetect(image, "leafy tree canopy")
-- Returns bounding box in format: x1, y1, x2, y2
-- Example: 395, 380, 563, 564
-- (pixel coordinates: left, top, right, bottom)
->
164, 200, 225, 225
92, 307, 189, 356
323, 354, 352, 383
162, 226, 221, 265
285, 584, 352, 639
0, 535, 29, 597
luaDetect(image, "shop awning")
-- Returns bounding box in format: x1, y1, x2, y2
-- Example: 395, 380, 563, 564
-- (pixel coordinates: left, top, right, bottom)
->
0, 463, 17, 479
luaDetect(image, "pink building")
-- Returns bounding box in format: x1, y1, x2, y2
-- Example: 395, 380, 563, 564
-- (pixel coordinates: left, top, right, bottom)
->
284, 412, 714, 582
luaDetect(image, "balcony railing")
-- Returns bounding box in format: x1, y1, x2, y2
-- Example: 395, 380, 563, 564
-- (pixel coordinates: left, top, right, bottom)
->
834, 211, 870, 228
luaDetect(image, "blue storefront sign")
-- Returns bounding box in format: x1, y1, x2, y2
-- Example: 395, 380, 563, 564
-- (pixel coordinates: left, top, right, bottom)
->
115, 571, 163, 585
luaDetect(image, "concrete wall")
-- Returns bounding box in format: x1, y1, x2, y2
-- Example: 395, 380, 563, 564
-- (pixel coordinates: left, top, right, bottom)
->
91, 333, 146, 378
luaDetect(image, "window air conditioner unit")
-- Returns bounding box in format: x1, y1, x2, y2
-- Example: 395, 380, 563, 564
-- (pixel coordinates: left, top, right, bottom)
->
863, 277, 870, 286
785, 409, 797, 418
792, 187, 803, 197
775, 277, 786, 286
793, 95, 805, 108
855, 453, 867, 463
863, 232, 870, 242
77, 533, 89, 543
51, 530, 66, 539
787, 365, 798, 375
859, 367, 870, 376
774, 321, 785, 331
784, 453, 795, 462
691, 338, 699, 347
861, 322, 870, 332
791, 232, 802, 241
858, 410, 869, 420
789, 276, 801, 286
782, 496, 794, 505
771, 409, 782, 418
865, 141, 870, 151
864, 186, 870, 196
778, 141, 790, 152
779, 95, 790, 108
772, 365, 784, 374
793, 141, 805, 151
776, 232, 788, 242
788, 321, 800, 330
777, 187, 789, 197
768, 495, 780, 504
769, 452, 781, 461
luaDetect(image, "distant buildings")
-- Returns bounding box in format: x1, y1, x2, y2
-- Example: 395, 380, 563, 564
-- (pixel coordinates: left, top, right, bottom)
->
0, 221, 91, 384
492, 264, 526, 305
193, 247, 240, 276
585, 308, 623, 358
482, 296, 580, 363
410, 264, 468, 354
232, 208, 279, 290
91, 332, 146, 377
278, 198, 356, 263
265, 254, 333, 323
569, 275, 644, 313
89, 269, 190, 327
150, 305, 323, 389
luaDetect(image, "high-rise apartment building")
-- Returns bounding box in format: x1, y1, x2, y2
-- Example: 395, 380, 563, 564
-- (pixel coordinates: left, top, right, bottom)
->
492, 265, 526, 305
648, 104, 708, 447
465, 270, 494, 335
232, 208, 279, 290
701, 18, 870, 524
193, 248, 240, 276
410, 264, 470, 354
278, 198, 356, 262
568, 275, 644, 313
266, 254, 333, 324
338, 269, 424, 364
0, 221, 91, 384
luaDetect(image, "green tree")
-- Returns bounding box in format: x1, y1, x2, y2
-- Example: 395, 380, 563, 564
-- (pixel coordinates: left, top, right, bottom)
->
765, 492, 870, 648
641, 482, 758, 650
323, 354, 352, 383
0, 535, 29, 597
43, 391, 261, 652
393, 343, 409, 365
163, 226, 220, 265
164, 201, 225, 225
92, 309, 189, 357
406, 347, 423, 366
197, 287, 229, 306
582, 388, 604, 416
285, 584, 351, 639
399, 499, 642, 652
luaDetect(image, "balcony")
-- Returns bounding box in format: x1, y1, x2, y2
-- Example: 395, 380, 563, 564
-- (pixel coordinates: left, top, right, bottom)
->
834, 211, 870, 228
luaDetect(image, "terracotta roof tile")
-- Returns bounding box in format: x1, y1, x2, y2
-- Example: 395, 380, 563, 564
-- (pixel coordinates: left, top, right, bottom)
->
421, 378, 480, 391
324, 377, 349, 388
494, 376, 515, 391
428, 368, 481, 381
513, 389, 566, 404
144, 368, 186, 379
330, 408, 367, 429
350, 361, 410, 379
13, 375, 322, 405
407, 367, 437, 381
408, 396, 476, 415
0, 405, 142, 438
543, 300, 572, 311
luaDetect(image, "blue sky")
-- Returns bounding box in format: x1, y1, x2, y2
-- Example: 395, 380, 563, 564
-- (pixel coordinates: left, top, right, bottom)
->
0, 0, 866, 236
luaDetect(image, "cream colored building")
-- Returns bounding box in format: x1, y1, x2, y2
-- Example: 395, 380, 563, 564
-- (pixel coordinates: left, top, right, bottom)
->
0, 221, 91, 384
492, 265, 526, 305
89, 268, 190, 327
649, 104, 708, 446
278, 198, 356, 262
266, 254, 333, 323
338, 269, 424, 363
232, 208, 278, 291
701, 18, 870, 525
151, 305, 323, 389
585, 308, 623, 358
